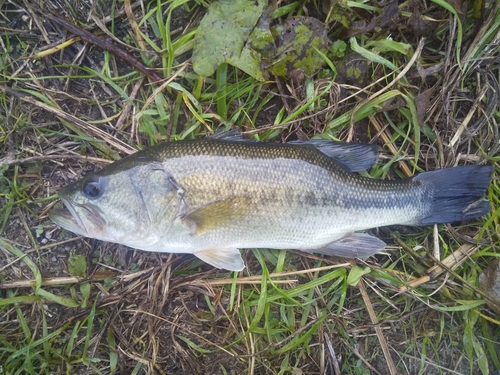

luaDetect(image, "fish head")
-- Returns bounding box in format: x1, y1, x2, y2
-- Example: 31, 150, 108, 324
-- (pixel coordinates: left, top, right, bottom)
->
49, 164, 174, 245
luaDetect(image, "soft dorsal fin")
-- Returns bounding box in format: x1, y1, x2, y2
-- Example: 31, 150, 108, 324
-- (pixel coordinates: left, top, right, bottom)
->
288, 140, 379, 172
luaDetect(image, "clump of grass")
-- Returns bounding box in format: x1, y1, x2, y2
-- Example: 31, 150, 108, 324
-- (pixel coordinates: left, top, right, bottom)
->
0, 0, 499, 374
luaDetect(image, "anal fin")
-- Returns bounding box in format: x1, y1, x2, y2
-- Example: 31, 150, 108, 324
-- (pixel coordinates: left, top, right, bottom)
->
194, 248, 245, 271
304, 233, 386, 259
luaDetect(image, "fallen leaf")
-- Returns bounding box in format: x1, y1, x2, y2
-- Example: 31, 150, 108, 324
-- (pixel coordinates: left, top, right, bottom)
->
192, 0, 266, 80
344, 18, 377, 37
446, 0, 466, 16
68, 253, 87, 277
408, 5, 434, 37
193, 2, 329, 80
267, 17, 330, 76
415, 87, 435, 126
379, 0, 399, 29
478, 258, 500, 315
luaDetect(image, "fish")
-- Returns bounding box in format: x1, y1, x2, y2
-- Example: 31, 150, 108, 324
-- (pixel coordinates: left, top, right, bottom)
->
49, 132, 493, 271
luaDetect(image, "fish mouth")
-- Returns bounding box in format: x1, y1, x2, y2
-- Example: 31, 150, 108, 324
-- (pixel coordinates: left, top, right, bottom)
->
49, 198, 106, 237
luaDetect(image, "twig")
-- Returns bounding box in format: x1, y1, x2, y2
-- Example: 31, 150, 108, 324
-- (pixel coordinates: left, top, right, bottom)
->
236, 318, 321, 358
369, 114, 413, 177
358, 278, 398, 375
0, 154, 111, 168
324, 332, 342, 375
116, 77, 144, 131
123, 0, 147, 51
433, 224, 440, 260
175, 263, 350, 288
0, 274, 112, 290
399, 240, 479, 292
339, 337, 383, 375
392, 234, 433, 268
449, 84, 489, 147
43, 11, 163, 84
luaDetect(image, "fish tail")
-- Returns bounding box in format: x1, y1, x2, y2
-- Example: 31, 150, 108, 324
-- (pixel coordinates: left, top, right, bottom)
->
414, 165, 493, 225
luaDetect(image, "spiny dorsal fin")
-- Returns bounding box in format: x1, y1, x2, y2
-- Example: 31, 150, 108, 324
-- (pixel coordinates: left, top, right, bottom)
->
209, 129, 256, 142
210, 130, 379, 172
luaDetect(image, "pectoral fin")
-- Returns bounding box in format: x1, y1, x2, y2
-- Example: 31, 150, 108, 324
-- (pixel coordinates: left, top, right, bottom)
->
194, 248, 245, 271
304, 233, 386, 258
182, 195, 252, 235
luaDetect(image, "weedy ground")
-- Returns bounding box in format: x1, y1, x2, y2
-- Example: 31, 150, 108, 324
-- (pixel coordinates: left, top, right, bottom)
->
0, 0, 499, 374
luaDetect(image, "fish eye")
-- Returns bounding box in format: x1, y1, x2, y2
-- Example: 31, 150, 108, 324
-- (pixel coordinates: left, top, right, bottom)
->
81, 176, 105, 200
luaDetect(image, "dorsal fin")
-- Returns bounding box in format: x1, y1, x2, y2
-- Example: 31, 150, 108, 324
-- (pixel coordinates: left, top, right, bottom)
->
209, 129, 256, 142
288, 140, 379, 172
210, 130, 379, 172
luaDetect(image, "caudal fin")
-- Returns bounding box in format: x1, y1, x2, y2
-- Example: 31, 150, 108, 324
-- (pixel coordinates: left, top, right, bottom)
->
414, 165, 493, 225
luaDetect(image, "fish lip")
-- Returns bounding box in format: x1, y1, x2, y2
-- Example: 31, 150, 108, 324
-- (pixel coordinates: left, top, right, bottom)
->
50, 197, 106, 237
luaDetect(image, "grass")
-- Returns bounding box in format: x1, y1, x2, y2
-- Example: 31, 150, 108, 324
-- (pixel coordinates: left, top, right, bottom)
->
0, 0, 499, 374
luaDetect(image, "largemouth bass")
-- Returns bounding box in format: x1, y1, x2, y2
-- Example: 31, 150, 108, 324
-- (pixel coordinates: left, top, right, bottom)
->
49, 133, 493, 271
